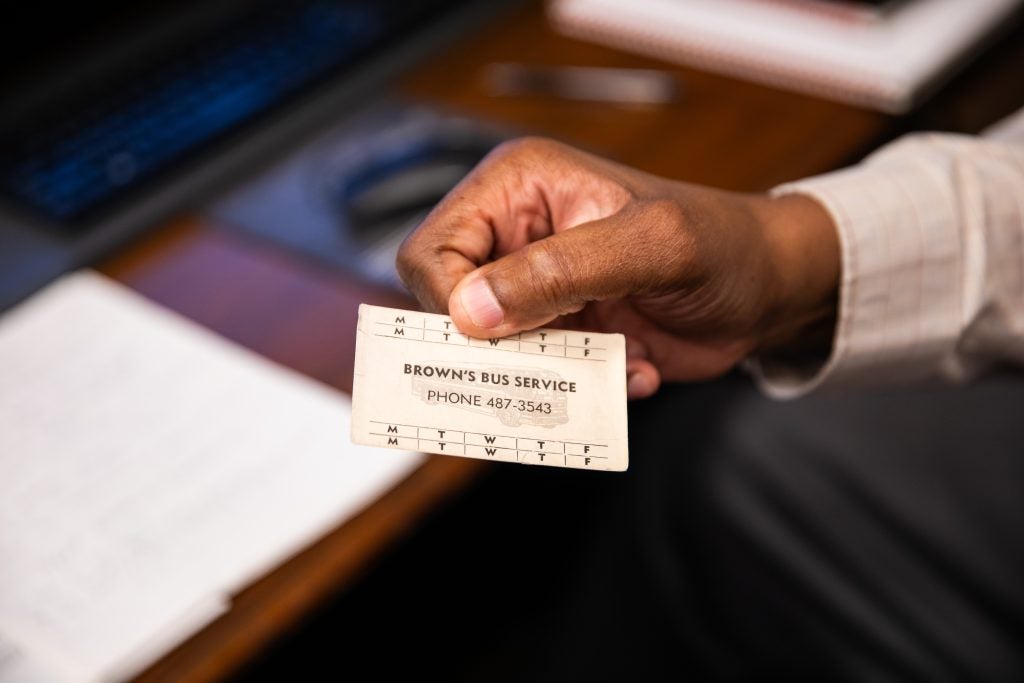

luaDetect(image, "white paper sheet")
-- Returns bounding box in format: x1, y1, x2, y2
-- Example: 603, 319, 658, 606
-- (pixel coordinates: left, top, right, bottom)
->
0, 271, 423, 683
551, 0, 1022, 113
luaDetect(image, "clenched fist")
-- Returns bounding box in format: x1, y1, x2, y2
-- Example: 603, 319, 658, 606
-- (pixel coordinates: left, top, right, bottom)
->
397, 137, 839, 398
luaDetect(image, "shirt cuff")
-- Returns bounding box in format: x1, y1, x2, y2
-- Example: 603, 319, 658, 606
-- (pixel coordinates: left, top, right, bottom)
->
749, 139, 965, 398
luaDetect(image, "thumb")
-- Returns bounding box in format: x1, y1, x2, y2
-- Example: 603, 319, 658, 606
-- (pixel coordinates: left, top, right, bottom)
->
448, 215, 662, 338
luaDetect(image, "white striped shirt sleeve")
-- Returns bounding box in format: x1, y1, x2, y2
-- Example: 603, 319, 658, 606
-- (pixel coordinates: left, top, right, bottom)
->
751, 108, 1024, 398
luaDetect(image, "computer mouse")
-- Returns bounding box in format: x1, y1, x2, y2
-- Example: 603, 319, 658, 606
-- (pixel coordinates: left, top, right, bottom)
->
332, 134, 495, 238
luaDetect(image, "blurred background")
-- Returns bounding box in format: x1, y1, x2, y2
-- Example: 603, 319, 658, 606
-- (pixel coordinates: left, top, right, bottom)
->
1, 0, 1023, 681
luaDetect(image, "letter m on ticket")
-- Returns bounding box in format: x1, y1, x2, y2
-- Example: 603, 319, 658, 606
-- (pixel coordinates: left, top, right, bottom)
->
351, 304, 628, 471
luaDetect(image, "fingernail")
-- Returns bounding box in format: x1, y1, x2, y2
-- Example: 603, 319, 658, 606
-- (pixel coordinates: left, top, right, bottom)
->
459, 277, 504, 329
627, 372, 653, 398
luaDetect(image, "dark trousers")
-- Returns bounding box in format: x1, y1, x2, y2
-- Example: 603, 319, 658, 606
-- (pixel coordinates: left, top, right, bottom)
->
234, 372, 1024, 683
542, 371, 1024, 682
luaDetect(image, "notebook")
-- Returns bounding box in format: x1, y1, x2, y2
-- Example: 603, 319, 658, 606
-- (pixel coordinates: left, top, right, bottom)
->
548, 0, 1022, 113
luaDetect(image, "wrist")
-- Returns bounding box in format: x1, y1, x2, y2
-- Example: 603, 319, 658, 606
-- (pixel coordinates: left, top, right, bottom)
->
753, 192, 840, 356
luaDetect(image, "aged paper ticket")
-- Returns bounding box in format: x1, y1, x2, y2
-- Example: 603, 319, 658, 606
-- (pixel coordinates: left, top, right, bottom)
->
351, 304, 628, 471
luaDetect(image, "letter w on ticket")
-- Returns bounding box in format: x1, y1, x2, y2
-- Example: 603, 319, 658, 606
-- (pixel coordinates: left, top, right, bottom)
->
351, 304, 628, 471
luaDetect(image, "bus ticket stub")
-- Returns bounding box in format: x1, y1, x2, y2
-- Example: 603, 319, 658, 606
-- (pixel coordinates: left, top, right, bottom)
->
351, 304, 628, 471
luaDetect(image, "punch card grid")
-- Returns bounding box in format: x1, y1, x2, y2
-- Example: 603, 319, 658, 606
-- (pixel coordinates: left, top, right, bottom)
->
351, 305, 628, 471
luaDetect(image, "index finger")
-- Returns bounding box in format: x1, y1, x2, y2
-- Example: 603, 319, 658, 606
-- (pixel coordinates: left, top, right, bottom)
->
394, 137, 633, 314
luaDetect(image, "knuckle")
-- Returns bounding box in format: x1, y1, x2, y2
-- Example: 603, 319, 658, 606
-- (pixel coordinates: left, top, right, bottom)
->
641, 197, 697, 262
394, 231, 420, 278
393, 235, 421, 290
395, 230, 434, 293
643, 197, 688, 234
487, 136, 559, 164
523, 238, 580, 306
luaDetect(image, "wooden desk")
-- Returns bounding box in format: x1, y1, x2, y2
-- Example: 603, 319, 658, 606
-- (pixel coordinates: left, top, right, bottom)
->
103, 2, 903, 681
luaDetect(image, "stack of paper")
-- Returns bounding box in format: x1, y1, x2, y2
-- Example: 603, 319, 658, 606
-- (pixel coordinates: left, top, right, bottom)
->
549, 0, 1022, 113
0, 272, 422, 683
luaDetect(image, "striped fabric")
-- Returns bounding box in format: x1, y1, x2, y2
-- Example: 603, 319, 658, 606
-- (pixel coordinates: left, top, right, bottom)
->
753, 108, 1024, 398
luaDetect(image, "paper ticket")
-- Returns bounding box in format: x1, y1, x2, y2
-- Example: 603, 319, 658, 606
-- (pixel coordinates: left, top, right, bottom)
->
351, 304, 628, 471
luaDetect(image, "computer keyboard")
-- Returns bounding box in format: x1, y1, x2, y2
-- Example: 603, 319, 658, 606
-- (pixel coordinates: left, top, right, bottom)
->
0, 1, 393, 226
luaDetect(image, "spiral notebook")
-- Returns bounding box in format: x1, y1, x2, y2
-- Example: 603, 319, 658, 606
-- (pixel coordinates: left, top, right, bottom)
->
549, 0, 1021, 113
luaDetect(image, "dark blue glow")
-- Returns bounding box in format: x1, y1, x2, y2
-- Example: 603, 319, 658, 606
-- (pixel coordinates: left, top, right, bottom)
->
1, 1, 383, 222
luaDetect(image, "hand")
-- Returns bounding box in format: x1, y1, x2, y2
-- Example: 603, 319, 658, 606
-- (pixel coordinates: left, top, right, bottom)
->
396, 137, 839, 398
